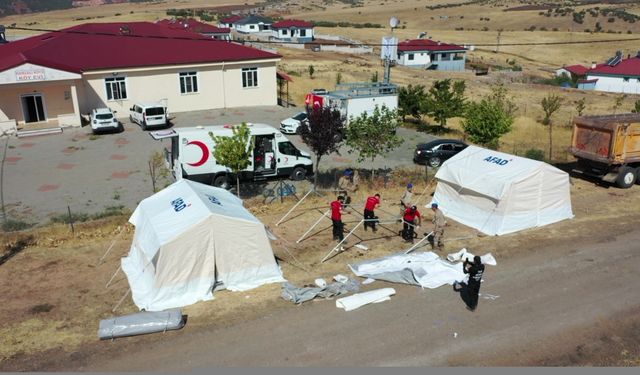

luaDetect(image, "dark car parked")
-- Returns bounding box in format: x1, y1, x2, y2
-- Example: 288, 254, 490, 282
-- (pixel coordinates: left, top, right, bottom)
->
413, 139, 468, 167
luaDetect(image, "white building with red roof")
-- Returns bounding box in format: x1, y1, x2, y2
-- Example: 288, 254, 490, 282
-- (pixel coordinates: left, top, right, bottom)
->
157, 18, 231, 40
559, 51, 640, 94
584, 52, 640, 94
218, 15, 244, 30
271, 20, 314, 43
0, 22, 281, 133
396, 39, 467, 71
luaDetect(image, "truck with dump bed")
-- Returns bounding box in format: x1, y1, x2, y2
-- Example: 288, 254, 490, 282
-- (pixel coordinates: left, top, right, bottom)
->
569, 113, 640, 188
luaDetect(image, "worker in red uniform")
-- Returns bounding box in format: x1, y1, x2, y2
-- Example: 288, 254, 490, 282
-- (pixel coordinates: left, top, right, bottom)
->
364, 193, 381, 232
331, 195, 348, 242
401, 205, 421, 243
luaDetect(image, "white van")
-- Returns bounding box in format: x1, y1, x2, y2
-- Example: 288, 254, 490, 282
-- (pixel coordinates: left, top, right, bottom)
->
129, 103, 168, 130
151, 123, 314, 188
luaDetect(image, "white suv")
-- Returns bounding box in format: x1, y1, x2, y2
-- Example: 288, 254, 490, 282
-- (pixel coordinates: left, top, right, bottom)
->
280, 112, 309, 134
90, 108, 122, 134
129, 103, 168, 130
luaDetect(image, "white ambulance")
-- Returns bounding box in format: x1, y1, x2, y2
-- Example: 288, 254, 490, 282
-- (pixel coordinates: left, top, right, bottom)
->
151, 123, 314, 188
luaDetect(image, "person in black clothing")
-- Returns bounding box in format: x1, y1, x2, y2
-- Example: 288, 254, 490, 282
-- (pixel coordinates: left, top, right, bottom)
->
453, 255, 485, 311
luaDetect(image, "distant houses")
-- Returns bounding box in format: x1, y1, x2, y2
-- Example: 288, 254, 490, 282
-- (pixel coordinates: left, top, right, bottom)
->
396, 39, 467, 71
157, 18, 231, 40
561, 51, 640, 94
218, 15, 244, 29
271, 20, 314, 43
0, 22, 281, 132
234, 15, 273, 34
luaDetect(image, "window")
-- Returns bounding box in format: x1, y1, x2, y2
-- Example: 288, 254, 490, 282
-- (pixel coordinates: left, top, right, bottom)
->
278, 141, 299, 156
105, 77, 127, 100
300, 29, 306, 37
242, 67, 258, 88
623, 77, 630, 82
282, 29, 288, 35
408, 54, 414, 61
179, 71, 198, 94
249, 25, 255, 29
454, 144, 466, 151
441, 53, 450, 60
441, 144, 454, 151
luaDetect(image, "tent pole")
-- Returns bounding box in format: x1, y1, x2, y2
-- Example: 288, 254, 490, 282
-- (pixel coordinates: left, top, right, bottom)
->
405, 232, 432, 254
321, 219, 364, 263
297, 209, 331, 243
105, 265, 122, 289
112, 288, 131, 313
97, 229, 125, 265
276, 189, 314, 226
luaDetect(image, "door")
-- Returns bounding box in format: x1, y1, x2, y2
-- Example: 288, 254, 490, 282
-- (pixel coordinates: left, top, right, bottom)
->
253, 134, 277, 177
21, 94, 46, 123
276, 140, 300, 176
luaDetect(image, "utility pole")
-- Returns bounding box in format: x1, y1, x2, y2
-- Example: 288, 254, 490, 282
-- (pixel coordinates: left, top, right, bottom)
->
495, 30, 502, 54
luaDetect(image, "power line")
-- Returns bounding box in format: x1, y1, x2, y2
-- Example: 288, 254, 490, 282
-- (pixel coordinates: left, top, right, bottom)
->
5, 25, 640, 48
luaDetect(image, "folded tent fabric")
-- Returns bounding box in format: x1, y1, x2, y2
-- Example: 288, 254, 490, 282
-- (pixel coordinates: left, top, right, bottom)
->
335, 288, 396, 311
98, 309, 185, 340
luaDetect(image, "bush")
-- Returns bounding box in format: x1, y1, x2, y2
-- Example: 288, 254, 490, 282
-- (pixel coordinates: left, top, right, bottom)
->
2, 219, 35, 232
525, 148, 545, 161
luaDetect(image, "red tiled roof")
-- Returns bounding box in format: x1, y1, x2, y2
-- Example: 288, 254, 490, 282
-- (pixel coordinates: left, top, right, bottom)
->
277, 71, 293, 82
272, 20, 314, 29
563, 64, 588, 76
157, 18, 230, 34
220, 15, 244, 23
0, 22, 280, 73
588, 57, 640, 77
398, 39, 466, 52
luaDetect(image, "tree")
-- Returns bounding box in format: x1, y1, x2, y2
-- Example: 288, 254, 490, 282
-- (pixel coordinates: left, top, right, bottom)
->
575, 98, 586, 116
308, 64, 315, 79
632, 99, 640, 113
462, 88, 515, 150
345, 105, 404, 176
371, 71, 379, 83
297, 106, 345, 187
398, 84, 427, 123
613, 94, 626, 114
487, 82, 518, 117
209, 122, 254, 197
148, 151, 169, 193
336, 72, 342, 85
541, 93, 563, 160
423, 79, 467, 129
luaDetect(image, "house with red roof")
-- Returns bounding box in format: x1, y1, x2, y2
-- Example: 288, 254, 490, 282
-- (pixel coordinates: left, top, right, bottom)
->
584, 52, 640, 94
271, 20, 314, 43
157, 18, 231, 40
559, 51, 640, 93
396, 39, 467, 71
0, 22, 281, 133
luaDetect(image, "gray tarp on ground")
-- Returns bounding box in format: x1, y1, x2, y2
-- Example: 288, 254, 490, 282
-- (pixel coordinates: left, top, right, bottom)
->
98, 308, 185, 340
281, 279, 360, 304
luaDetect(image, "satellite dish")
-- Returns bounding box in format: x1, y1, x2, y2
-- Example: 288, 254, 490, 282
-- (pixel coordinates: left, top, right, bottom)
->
417, 32, 426, 39
389, 17, 399, 29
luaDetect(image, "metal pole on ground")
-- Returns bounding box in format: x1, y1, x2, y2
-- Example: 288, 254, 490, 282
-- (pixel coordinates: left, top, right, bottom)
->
97, 229, 125, 265
275, 189, 314, 226
296, 209, 331, 243
321, 219, 364, 263
405, 231, 432, 254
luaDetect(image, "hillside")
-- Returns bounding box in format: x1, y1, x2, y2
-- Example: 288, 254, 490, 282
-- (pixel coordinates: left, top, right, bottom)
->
0, 0, 152, 17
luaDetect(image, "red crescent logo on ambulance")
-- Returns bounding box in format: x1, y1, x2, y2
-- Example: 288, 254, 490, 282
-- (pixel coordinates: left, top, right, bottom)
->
186, 141, 209, 167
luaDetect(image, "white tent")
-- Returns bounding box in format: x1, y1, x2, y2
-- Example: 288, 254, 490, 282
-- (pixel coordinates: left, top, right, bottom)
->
121, 179, 285, 311
431, 145, 573, 236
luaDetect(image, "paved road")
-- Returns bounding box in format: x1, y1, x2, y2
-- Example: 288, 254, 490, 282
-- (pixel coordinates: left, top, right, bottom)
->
81, 228, 640, 369
0, 106, 434, 223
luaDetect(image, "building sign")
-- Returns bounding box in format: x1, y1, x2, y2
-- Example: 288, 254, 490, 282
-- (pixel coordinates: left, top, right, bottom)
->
15, 69, 46, 81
